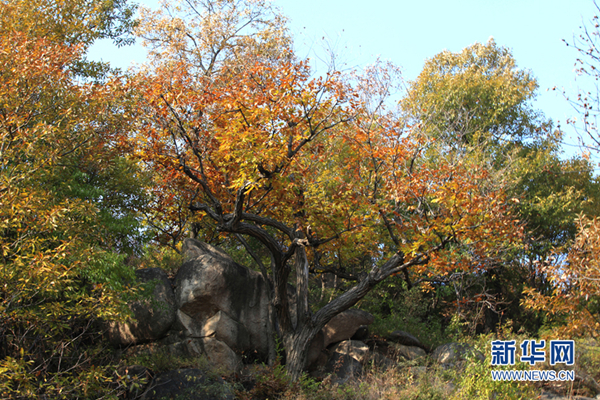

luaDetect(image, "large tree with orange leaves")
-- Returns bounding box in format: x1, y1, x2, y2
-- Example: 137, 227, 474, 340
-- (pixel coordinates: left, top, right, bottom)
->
132, 0, 522, 378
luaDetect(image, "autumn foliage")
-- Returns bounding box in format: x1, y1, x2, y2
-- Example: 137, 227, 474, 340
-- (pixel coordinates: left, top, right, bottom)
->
0, 2, 141, 398
130, 0, 524, 376
524, 215, 600, 337
2, 0, 600, 394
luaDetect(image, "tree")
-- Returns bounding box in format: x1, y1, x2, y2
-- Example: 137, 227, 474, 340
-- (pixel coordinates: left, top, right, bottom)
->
402, 38, 548, 148
523, 215, 600, 337
564, 0, 600, 153
0, 0, 143, 397
400, 40, 542, 329
132, 0, 522, 379
400, 39, 600, 335
1, 0, 137, 78
524, 0, 600, 338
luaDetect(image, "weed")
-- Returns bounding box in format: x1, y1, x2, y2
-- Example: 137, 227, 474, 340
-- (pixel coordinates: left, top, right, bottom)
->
125, 347, 210, 373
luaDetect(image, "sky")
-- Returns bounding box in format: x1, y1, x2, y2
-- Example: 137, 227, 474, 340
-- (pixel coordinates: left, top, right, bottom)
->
89, 0, 600, 158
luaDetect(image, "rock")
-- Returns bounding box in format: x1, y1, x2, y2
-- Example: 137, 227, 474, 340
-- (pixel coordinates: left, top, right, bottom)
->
201, 337, 241, 373
177, 309, 251, 352
365, 352, 396, 372
141, 368, 234, 400
410, 366, 428, 378
322, 309, 375, 347
432, 342, 485, 365
175, 239, 270, 360
331, 340, 370, 363
388, 330, 425, 349
391, 343, 427, 361
324, 352, 363, 385
167, 338, 241, 373
108, 268, 177, 346
306, 330, 325, 368
351, 325, 369, 341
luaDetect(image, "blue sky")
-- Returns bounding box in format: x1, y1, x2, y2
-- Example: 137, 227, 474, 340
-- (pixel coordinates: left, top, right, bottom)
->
89, 0, 599, 157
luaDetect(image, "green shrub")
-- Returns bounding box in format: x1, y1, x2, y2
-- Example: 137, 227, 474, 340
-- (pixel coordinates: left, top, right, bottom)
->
360, 283, 445, 348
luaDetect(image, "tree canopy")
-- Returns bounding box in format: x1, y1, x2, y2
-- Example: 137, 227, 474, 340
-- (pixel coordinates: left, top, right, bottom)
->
130, 0, 524, 378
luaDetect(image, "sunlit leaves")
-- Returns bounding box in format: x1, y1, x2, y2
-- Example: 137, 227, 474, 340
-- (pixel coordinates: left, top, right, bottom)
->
0, 11, 140, 398
402, 38, 548, 147
133, 24, 521, 289
0, 0, 137, 49
524, 215, 600, 337
136, 0, 291, 75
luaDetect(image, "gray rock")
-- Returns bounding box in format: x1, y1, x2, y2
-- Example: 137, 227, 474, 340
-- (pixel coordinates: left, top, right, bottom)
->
201, 337, 241, 373
167, 337, 241, 373
141, 368, 234, 400
391, 343, 427, 360
351, 325, 369, 341
388, 330, 424, 349
324, 352, 363, 385
108, 268, 177, 346
432, 342, 485, 365
175, 239, 270, 360
322, 309, 375, 347
331, 340, 370, 363
365, 352, 396, 372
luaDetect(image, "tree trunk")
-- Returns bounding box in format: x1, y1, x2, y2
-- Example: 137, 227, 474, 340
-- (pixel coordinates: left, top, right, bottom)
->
283, 324, 321, 381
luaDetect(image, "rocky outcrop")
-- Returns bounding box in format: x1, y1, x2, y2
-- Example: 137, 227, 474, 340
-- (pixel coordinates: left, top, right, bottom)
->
322, 309, 375, 347
108, 268, 177, 346
174, 239, 270, 367
165, 337, 241, 373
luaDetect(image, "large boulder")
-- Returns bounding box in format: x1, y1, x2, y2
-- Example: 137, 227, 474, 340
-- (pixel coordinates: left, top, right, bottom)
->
331, 340, 370, 363
157, 337, 241, 374
322, 309, 375, 347
324, 352, 363, 385
391, 343, 427, 361
174, 239, 270, 361
108, 268, 177, 346
388, 330, 425, 349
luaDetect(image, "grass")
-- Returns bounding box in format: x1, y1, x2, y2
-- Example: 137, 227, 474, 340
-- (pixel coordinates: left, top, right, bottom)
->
228, 333, 600, 400
229, 335, 537, 400
111, 332, 600, 399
